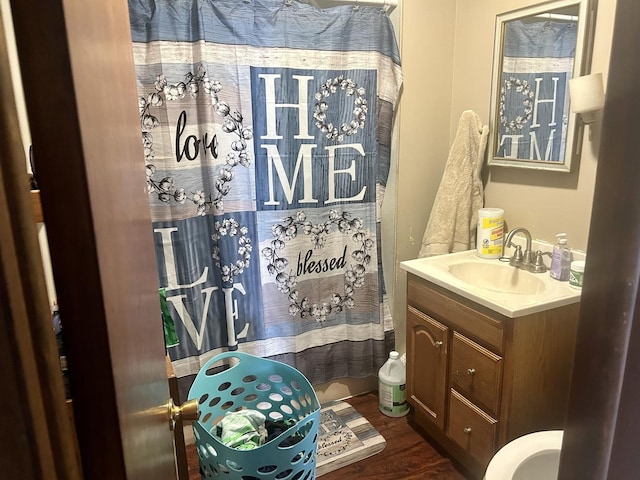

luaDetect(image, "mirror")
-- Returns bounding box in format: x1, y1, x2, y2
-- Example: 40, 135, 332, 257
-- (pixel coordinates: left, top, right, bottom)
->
488, 0, 595, 172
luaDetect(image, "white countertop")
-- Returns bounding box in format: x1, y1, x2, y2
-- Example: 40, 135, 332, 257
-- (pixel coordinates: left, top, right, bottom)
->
400, 249, 582, 318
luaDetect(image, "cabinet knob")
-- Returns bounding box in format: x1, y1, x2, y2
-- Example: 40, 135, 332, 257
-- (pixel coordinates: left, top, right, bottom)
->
467, 368, 476, 376
434, 340, 443, 349
463, 427, 472, 435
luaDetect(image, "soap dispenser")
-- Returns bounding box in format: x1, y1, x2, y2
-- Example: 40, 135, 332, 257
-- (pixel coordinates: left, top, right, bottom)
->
550, 233, 571, 281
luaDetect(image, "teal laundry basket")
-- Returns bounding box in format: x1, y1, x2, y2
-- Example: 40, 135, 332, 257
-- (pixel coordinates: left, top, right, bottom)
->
188, 352, 320, 480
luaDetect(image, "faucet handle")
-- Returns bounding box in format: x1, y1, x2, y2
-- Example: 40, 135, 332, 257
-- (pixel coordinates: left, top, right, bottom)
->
530, 250, 552, 273
509, 244, 524, 267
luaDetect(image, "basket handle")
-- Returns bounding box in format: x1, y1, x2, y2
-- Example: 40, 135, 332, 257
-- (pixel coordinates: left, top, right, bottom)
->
196, 351, 262, 380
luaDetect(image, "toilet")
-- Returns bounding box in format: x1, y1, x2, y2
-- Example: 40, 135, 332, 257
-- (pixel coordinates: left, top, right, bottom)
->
484, 430, 563, 480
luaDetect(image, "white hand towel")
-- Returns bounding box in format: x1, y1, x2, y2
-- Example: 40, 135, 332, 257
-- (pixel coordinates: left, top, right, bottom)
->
418, 110, 489, 258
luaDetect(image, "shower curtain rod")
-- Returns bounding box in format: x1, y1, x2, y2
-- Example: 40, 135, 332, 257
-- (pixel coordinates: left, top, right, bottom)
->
302, 0, 398, 14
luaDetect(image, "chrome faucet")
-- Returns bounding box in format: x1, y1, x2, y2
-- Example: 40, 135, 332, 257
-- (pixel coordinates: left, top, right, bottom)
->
504, 227, 533, 269
504, 227, 552, 273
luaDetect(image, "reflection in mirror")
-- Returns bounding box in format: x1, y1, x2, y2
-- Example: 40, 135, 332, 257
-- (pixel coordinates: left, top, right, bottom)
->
488, 0, 596, 172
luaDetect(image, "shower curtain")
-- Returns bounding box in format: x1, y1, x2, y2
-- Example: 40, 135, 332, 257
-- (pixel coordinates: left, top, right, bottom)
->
128, 0, 402, 385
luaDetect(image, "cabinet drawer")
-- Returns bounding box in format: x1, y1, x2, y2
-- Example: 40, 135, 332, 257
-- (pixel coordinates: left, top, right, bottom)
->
447, 389, 497, 467
451, 332, 502, 417
407, 275, 504, 351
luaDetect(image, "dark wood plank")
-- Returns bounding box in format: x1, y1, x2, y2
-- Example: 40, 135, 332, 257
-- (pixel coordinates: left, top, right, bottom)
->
30, 191, 43, 223
187, 392, 469, 479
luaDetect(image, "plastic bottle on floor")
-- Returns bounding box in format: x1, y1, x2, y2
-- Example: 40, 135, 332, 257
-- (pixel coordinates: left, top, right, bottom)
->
378, 351, 409, 417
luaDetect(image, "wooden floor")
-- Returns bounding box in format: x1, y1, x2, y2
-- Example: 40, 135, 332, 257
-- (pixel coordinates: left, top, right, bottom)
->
186, 392, 469, 480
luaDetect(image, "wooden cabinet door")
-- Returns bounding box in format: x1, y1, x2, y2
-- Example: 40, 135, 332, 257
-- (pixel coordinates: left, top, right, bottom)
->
406, 306, 449, 430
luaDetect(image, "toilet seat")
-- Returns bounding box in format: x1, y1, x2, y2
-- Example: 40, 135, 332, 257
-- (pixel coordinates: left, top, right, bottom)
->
484, 430, 563, 480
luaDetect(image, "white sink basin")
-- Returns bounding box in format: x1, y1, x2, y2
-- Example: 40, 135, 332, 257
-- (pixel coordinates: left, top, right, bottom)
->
448, 262, 546, 295
400, 249, 581, 318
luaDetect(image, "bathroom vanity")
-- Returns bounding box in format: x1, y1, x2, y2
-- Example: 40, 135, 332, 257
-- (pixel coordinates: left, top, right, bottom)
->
401, 251, 581, 478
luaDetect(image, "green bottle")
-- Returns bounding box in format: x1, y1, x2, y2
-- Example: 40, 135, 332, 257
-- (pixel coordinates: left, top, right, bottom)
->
159, 288, 179, 348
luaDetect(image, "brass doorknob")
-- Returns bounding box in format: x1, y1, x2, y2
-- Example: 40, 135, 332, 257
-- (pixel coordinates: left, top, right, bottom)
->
167, 398, 199, 431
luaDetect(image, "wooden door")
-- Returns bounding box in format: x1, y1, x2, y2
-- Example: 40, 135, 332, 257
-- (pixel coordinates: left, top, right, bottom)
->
559, 0, 640, 477
6, 0, 178, 478
406, 305, 449, 430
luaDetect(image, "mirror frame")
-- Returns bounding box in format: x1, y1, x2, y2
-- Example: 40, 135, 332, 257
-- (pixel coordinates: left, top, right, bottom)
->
488, 0, 596, 172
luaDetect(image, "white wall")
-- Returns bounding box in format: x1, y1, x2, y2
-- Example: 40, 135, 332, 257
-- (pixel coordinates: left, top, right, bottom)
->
392, 0, 457, 357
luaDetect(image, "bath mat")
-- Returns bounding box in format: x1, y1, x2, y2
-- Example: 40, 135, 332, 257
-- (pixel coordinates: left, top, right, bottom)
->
316, 400, 386, 476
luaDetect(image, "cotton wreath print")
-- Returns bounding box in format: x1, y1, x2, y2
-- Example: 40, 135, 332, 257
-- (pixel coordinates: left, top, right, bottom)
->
138, 64, 252, 214
499, 76, 534, 133
211, 217, 252, 284
261, 210, 375, 322
313, 75, 367, 142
